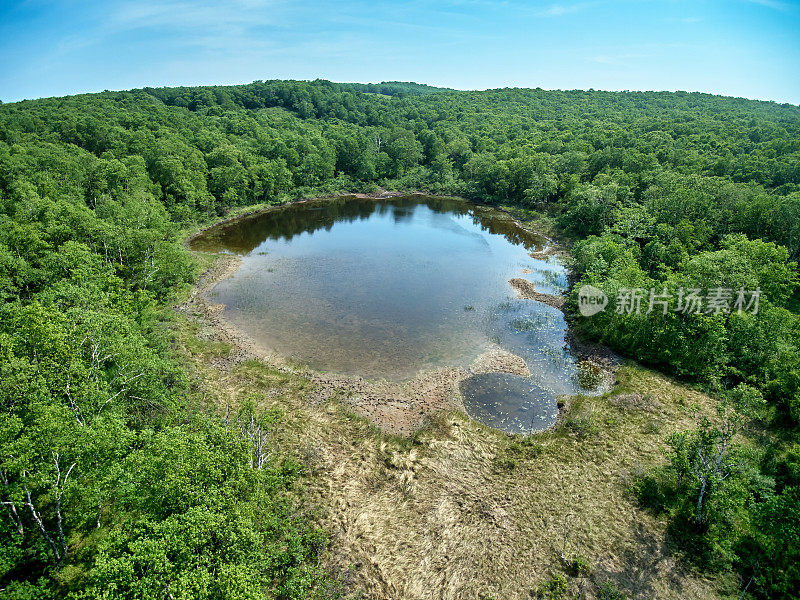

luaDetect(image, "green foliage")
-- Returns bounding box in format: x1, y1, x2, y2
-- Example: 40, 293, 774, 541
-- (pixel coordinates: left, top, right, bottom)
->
633, 404, 783, 592
1, 79, 800, 596
0, 84, 342, 596
746, 486, 800, 599
568, 554, 592, 578
536, 572, 569, 599
597, 580, 627, 600
69, 423, 326, 600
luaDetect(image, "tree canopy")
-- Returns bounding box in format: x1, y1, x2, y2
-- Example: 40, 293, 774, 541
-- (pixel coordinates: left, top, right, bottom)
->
1, 80, 799, 598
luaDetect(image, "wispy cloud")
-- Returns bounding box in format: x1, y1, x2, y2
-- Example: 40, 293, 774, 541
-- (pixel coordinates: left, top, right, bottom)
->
111, 0, 284, 32
537, 2, 593, 17
40, 0, 293, 72
588, 52, 649, 67
745, 0, 795, 11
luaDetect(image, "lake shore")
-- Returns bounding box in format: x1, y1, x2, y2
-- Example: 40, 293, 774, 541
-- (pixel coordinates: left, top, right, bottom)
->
179, 251, 539, 435
181, 193, 618, 436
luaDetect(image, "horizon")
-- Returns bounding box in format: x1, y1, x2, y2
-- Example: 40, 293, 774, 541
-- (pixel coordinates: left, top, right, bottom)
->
2, 0, 799, 106
4, 78, 800, 108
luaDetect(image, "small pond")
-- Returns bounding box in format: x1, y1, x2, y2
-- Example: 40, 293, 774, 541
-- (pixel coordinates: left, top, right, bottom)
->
191, 195, 600, 433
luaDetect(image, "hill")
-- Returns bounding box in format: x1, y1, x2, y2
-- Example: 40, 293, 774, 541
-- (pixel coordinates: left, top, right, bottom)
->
0, 81, 799, 599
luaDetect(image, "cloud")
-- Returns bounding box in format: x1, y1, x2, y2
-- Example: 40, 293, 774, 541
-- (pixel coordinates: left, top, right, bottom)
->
111, 0, 283, 32
744, 0, 795, 11
588, 52, 649, 67
537, 2, 592, 17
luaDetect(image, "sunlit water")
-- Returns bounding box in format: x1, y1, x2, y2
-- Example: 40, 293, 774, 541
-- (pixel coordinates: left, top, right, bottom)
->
191, 195, 599, 433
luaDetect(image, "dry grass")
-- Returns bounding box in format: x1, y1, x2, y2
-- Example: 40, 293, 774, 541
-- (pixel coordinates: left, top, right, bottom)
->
172, 299, 735, 600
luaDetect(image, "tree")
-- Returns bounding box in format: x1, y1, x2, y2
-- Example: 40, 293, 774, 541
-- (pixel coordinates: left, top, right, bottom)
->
668, 410, 743, 526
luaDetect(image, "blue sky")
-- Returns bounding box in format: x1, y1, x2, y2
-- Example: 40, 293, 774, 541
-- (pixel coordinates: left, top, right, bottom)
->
1, 0, 799, 104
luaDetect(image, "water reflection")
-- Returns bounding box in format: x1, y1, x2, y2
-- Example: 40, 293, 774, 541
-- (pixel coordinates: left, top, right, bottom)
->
190, 195, 545, 255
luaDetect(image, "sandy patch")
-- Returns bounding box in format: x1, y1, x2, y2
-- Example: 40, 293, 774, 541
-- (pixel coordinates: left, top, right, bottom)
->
528, 245, 566, 260
469, 344, 530, 377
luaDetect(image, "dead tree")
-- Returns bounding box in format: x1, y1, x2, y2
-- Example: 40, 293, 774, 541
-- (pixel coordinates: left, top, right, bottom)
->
237, 409, 273, 470
64, 335, 145, 426
689, 413, 741, 525
22, 453, 76, 566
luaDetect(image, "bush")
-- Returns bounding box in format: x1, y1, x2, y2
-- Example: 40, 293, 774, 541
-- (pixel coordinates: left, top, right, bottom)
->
537, 572, 569, 599
597, 580, 627, 600
569, 554, 592, 577
565, 402, 599, 437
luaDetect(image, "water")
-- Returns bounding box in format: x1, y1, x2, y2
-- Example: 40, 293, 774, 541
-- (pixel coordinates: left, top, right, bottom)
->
191, 195, 599, 433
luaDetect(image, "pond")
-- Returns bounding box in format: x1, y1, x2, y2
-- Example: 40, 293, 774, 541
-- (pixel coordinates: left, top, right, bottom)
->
190, 195, 600, 433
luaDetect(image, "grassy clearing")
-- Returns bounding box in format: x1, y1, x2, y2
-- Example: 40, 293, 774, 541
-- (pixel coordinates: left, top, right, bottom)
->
171, 289, 737, 600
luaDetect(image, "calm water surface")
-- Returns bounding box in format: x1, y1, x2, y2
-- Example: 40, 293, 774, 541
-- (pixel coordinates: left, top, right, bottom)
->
191, 195, 598, 433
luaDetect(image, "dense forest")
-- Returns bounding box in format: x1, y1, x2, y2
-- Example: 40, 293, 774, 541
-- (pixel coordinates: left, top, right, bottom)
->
1, 79, 799, 598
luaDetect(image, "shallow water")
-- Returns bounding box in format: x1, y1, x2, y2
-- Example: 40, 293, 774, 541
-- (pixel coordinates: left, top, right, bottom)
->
191, 195, 598, 433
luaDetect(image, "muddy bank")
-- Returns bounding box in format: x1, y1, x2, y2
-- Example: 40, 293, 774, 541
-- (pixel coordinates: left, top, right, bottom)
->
508, 277, 566, 310
528, 245, 566, 260
470, 345, 530, 377
351, 190, 413, 200
566, 330, 621, 373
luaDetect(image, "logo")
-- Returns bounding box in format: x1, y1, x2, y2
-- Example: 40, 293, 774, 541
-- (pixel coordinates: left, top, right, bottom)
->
577, 285, 608, 317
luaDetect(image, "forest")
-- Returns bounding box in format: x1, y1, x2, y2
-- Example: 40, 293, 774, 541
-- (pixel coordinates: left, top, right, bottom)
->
1, 79, 799, 598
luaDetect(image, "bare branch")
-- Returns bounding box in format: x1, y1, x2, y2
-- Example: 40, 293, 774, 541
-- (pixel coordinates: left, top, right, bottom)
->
0, 470, 24, 536
22, 476, 61, 564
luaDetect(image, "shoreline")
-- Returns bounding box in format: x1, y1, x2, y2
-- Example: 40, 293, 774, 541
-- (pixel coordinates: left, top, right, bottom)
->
178, 253, 536, 435
180, 192, 618, 435
508, 277, 566, 310
183, 188, 555, 251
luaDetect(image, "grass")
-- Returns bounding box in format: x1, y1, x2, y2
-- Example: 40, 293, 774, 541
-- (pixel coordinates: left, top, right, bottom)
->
172, 252, 737, 599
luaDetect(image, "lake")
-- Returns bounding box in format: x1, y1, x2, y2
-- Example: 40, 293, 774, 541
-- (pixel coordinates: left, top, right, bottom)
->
190, 195, 599, 433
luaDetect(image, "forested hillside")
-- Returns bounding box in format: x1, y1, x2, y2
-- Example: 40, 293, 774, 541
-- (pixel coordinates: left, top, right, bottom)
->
1, 80, 799, 598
